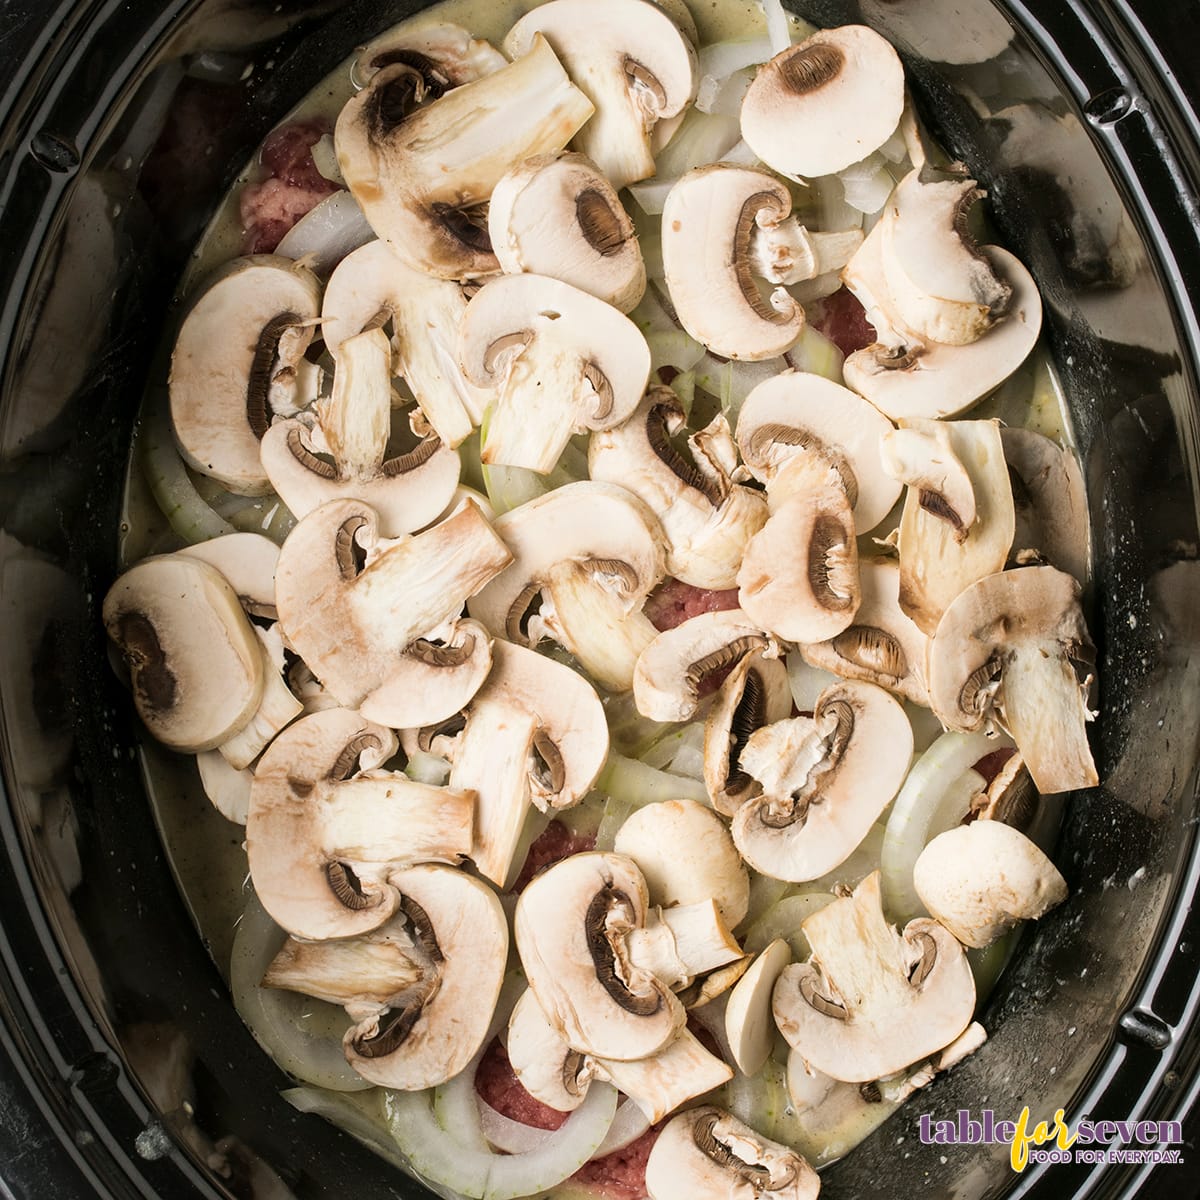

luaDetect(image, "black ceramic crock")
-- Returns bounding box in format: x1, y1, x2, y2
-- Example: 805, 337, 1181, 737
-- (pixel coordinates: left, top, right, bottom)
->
2, 1, 1200, 1197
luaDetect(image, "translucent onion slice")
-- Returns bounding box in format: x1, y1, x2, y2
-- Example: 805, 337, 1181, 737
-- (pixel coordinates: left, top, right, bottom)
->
275, 191, 376, 278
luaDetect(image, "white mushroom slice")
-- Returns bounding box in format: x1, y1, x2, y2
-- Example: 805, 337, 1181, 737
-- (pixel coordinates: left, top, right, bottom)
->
1002, 427, 1090, 584
508, 987, 593, 1113
321, 240, 490, 445
661, 165, 804, 362
261, 328, 461, 538
914, 820, 1068, 948
170, 256, 321, 494
468, 482, 664, 693
881, 422, 977, 540
178, 533, 280, 619
752, 220, 864, 287
460, 274, 651, 474
344, 864, 508, 1091
800, 559, 931, 706
354, 21, 508, 88
445, 640, 608, 888
196, 749, 253, 824
740, 25, 904, 180
103, 555, 264, 752
732, 680, 913, 882
843, 240, 1043, 421
878, 170, 1013, 346
218, 626, 303, 770
275, 498, 509, 727
927, 565, 1098, 794
589, 388, 767, 589
504, 0, 698, 192
489, 152, 646, 313
593, 1029, 732, 1122
703, 649, 794, 817
336, 35, 594, 279
772, 871, 975, 1082
628, 900, 743, 988
614, 798, 749, 927
515, 851, 685, 1061
891, 418, 1015, 636
633, 608, 781, 723
725, 938, 792, 1076
246, 708, 474, 941
736, 371, 900, 534
646, 1106, 819, 1200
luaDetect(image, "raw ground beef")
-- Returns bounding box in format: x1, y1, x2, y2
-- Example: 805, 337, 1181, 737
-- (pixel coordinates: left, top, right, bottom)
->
474, 1038, 567, 1130
644, 578, 741, 633
973, 747, 1017, 784
809, 286, 878, 357
240, 120, 338, 254
511, 820, 597, 893
571, 1122, 662, 1200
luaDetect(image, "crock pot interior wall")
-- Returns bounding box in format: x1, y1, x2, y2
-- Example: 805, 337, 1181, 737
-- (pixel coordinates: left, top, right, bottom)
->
1, 0, 1199, 1197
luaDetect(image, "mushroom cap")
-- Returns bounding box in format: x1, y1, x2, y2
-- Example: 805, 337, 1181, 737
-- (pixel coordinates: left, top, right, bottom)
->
740, 25, 905, 180
515, 851, 685, 1061
772, 871, 976, 1082
344, 863, 508, 1090
661, 165, 805, 362
914, 819, 1068, 948
103, 555, 264, 752
489, 151, 646, 313
736, 370, 901, 534
645, 1106, 820, 1200
177, 532, 280, 619
731, 679, 913, 882
170, 255, 321, 494
613, 798, 749, 927
353, 20, 508, 89
926, 565, 1098, 795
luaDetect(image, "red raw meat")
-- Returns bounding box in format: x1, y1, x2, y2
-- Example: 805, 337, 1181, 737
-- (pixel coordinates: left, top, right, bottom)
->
474, 1038, 567, 1131
512, 820, 597, 893
572, 1122, 663, 1200
644, 578, 741, 633
810, 287, 878, 357
240, 119, 338, 254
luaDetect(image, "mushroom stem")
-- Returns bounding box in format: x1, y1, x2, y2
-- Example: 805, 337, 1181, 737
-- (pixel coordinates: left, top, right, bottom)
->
593, 1029, 733, 1123
751, 218, 864, 286
317, 327, 392, 479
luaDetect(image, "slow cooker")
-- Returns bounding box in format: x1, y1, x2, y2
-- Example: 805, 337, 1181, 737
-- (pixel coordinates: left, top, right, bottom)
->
2, 0, 1200, 1196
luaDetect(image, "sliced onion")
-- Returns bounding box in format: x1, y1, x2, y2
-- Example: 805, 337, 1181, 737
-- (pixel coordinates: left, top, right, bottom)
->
696, 35, 773, 83
593, 1097, 652, 1157
761, 0, 793, 55
405, 749, 451, 786
654, 108, 742, 181
595, 754, 710, 808
283, 1087, 414, 1174
275, 191, 375, 278
696, 69, 753, 117
478, 1099, 554, 1155
639, 720, 704, 774
838, 154, 895, 215
744, 892, 835, 960
783, 323, 845, 382
784, 651, 839, 712
695, 354, 785, 421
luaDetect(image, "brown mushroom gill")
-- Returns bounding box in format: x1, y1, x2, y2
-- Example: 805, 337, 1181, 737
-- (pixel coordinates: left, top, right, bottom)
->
407, 636, 476, 668
808, 514, 856, 609
684, 634, 768, 698
366, 49, 452, 97
735, 193, 796, 326
531, 730, 567, 794
586, 886, 661, 1017
334, 515, 370, 579
830, 625, 908, 682
692, 1110, 778, 1187
364, 64, 428, 133
799, 973, 847, 1021
117, 612, 175, 711
745, 423, 860, 510
247, 312, 307, 439
778, 42, 844, 95
576, 189, 627, 257
760, 698, 854, 829
646, 401, 725, 506
726, 667, 768, 794
908, 930, 938, 986
352, 994, 427, 1058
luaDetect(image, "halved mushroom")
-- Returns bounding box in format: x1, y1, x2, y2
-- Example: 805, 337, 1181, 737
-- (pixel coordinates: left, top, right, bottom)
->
800, 558, 931, 706
732, 680, 913, 882
353, 21, 508, 90
740, 25, 904, 180
613, 797, 750, 927
633, 608, 781, 723
489, 152, 646, 313
736, 370, 900, 534
661, 166, 805, 362
336, 35, 594, 279
170, 255, 321, 494
927, 565, 1099, 794
589, 387, 767, 589
260, 328, 461, 537
645, 1105, 820, 1200
703, 649, 794, 817
320, 239, 490, 446
275, 497, 510, 727
459, 273, 651, 474
246, 708, 474, 941
504, 0, 698, 192
344, 863, 508, 1090
469, 482, 665, 692
772, 870, 975, 1082
103, 554, 264, 752
515, 851, 685, 1061
914, 819, 1068, 948
887, 417, 1015, 636
724, 937, 792, 1076
178, 532, 280, 619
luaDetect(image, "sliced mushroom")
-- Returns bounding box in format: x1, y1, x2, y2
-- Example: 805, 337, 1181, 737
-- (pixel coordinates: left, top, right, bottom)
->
515, 851, 685, 1061
504, 0, 698, 192
489, 151, 646, 313
589, 387, 767, 589
926, 565, 1098, 794
593, 1029, 732, 1122
103, 554, 264, 752
336, 35, 593, 279
645, 1105, 820, 1200
772, 870, 975, 1082
703, 649, 794, 817
353, 21, 508, 89
178, 532, 280, 619
628, 900, 744, 990
889, 417, 1015, 636
459, 273, 651, 474
740, 25, 904, 180
344, 863, 508, 1090
246, 708, 474, 941
469, 481, 665, 692
170, 255, 321, 494
275, 497, 510, 727
970, 752, 1038, 829
914, 819, 1068, 948
196, 750, 253, 824
507, 986, 593, 1113
724, 938, 792, 1077
732, 680, 913, 882
661, 165, 805, 362
217, 623, 304, 770
260, 328, 461, 537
